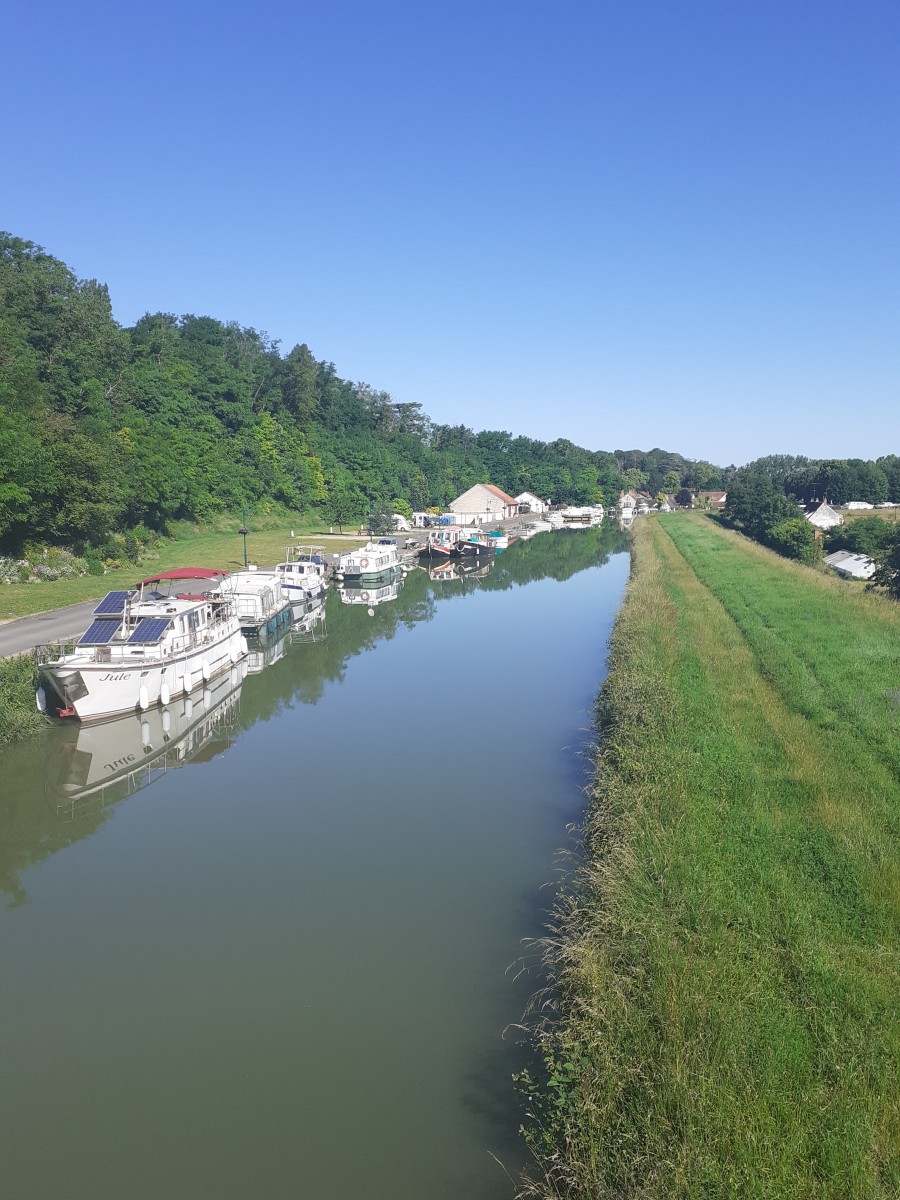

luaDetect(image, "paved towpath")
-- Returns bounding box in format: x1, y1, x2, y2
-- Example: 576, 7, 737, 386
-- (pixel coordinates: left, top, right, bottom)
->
0, 601, 100, 658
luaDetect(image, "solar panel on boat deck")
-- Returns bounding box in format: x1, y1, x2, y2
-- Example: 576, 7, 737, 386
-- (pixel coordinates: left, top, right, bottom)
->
127, 617, 171, 644
78, 618, 121, 645
92, 590, 130, 615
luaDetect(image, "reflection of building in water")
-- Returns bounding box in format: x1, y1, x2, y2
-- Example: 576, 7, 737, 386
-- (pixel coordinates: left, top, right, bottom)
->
45, 667, 243, 821
337, 579, 403, 607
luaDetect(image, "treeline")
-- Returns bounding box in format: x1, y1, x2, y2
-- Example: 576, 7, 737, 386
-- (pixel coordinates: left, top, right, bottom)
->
0, 233, 720, 554
722, 456, 900, 594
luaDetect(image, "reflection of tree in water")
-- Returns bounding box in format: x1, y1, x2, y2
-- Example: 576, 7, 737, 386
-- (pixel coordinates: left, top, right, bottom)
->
1, 528, 628, 902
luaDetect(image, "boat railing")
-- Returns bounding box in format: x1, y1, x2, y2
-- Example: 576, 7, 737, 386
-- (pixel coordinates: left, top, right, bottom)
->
35, 621, 234, 666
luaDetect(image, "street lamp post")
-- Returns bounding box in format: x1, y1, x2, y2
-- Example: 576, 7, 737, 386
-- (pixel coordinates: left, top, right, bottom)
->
239, 506, 253, 568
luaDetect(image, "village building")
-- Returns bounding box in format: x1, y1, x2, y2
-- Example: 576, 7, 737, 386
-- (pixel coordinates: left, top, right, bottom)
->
698, 490, 728, 511
803, 501, 844, 530
448, 483, 518, 525
823, 550, 876, 580
514, 491, 549, 514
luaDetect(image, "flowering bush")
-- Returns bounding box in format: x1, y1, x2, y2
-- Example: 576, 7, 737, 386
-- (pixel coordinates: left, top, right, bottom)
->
0, 547, 89, 584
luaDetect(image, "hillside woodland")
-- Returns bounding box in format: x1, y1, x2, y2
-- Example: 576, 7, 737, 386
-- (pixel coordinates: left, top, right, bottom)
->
0, 234, 720, 556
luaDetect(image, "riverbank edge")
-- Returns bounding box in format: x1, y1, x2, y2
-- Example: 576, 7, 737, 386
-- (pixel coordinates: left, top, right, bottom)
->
516, 515, 898, 1198
0, 654, 43, 745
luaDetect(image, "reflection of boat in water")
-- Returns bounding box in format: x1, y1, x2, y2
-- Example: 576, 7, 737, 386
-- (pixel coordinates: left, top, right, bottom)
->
456, 557, 495, 580
337, 579, 403, 606
290, 598, 328, 641
44, 666, 244, 820
428, 560, 462, 581
245, 624, 291, 674
35, 568, 246, 722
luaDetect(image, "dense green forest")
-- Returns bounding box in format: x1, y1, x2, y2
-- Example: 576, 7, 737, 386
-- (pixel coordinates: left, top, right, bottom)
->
2, 234, 897, 563
0, 234, 720, 554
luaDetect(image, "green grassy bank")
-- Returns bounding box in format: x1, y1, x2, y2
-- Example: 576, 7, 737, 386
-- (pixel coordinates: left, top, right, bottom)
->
0, 655, 43, 745
520, 514, 899, 1198
0, 523, 366, 621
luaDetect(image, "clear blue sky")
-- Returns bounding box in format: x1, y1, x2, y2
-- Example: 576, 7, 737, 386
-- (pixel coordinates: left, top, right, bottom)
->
4, 0, 897, 466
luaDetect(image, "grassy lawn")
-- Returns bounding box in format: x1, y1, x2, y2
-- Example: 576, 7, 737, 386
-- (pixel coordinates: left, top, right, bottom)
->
841, 507, 900, 525
0, 523, 367, 620
522, 513, 899, 1198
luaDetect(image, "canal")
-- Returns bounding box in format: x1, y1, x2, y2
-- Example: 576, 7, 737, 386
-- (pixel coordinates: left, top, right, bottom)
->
0, 526, 629, 1200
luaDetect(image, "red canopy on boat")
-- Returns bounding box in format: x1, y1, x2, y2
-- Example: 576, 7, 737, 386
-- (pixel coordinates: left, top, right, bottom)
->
136, 567, 230, 587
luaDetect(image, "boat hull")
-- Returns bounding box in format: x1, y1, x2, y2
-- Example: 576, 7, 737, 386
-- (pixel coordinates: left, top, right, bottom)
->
38, 627, 247, 722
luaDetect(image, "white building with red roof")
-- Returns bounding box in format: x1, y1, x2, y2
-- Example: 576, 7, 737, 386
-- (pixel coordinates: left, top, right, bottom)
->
449, 483, 518, 525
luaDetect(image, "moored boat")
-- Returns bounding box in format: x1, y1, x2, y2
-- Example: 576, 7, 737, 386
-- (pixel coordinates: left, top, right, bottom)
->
458, 529, 497, 556
420, 525, 466, 558
213, 570, 293, 637
35, 568, 247, 722
275, 545, 330, 613
336, 540, 401, 581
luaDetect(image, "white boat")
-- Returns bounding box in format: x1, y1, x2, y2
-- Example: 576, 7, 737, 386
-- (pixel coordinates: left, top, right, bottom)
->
274, 545, 330, 612
45, 667, 243, 819
213, 570, 293, 636
35, 568, 247, 722
336, 540, 401, 580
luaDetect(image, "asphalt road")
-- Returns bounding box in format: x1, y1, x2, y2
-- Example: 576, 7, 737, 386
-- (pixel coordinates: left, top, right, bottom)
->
0, 600, 100, 658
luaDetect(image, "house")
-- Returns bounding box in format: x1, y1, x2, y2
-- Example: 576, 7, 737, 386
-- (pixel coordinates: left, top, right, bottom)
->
619, 490, 638, 517
514, 491, 549, 514
803, 501, 844, 530
449, 483, 518, 525
823, 550, 876, 580
698, 490, 727, 511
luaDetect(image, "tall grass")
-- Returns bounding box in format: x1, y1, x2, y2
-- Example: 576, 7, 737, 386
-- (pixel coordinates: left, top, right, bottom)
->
519, 515, 899, 1198
0, 656, 43, 745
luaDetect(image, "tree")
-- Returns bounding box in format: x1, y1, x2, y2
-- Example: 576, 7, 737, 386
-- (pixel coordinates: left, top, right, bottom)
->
676, 487, 694, 508
768, 517, 819, 563
869, 528, 900, 600
326, 480, 366, 533
391, 497, 413, 520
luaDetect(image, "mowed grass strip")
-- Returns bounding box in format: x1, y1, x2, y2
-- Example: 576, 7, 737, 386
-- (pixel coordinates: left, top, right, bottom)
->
521, 517, 899, 1199
0, 527, 366, 621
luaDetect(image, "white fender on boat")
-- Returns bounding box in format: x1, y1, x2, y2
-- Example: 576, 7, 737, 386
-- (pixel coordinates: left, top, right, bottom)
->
35, 686, 47, 713
229, 645, 238, 665
162, 708, 172, 735
230, 665, 238, 686
185, 696, 193, 720
160, 682, 170, 707
201, 658, 211, 683
138, 686, 149, 711
184, 670, 194, 693
240, 636, 249, 656
203, 687, 212, 709
141, 720, 151, 747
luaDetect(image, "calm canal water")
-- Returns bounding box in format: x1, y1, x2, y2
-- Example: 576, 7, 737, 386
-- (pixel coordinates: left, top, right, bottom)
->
0, 527, 629, 1200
